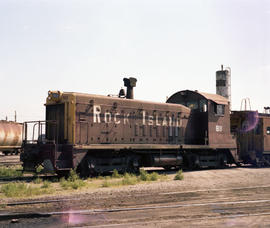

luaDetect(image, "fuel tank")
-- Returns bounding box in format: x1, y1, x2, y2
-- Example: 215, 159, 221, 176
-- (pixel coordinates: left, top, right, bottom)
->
0, 121, 23, 150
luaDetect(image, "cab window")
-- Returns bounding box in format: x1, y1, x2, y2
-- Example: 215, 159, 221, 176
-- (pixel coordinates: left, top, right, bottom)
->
214, 104, 225, 116
199, 100, 207, 112
187, 101, 198, 110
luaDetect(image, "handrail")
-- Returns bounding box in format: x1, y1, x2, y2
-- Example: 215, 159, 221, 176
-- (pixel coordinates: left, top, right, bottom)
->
23, 120, 58, 145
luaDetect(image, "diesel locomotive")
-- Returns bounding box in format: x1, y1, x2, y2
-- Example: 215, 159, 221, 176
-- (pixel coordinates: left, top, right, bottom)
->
21, 77, 240, 175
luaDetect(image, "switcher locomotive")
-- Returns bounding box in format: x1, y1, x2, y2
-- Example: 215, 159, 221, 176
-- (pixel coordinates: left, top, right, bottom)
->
21, 77, 240, 176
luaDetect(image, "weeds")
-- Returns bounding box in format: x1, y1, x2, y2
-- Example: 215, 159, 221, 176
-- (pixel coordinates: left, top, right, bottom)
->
139, 169, 159, 182
36, 165, 43, 173
33, 177, 42, 184
112, 169, 122, 178
68, 169, 79, 182
60, 170, 86, 190
0, 167, 22, 178
0, 182, 52, 197
149, 172, 158, 181
0, 203, 6, 209
101, 180, 110, 187
0, 167, 168, 198
41, 181, 51, 188
122, 173, 138, 185
174, 170, 184, 180
139, 169, 148, 181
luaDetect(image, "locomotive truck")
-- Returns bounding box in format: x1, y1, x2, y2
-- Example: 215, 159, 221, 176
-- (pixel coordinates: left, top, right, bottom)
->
21, 78, 239, 176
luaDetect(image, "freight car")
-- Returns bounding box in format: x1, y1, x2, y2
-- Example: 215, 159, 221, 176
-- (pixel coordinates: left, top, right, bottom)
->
231, 110, 270, 167
21, 78, 239, 175
0, 120, 23, 155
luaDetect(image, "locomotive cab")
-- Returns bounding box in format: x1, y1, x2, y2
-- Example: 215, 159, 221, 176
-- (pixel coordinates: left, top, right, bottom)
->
167, 90, 235, 148
167, 90, 238, 167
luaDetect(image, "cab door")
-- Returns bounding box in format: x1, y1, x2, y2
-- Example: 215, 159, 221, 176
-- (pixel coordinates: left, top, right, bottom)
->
46, 104, 65, 144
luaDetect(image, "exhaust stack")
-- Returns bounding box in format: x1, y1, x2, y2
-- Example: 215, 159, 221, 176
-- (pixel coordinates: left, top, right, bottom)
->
123, 77, 137, 99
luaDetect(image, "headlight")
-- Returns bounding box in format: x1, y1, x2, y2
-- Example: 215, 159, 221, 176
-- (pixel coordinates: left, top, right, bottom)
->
48, 91, 62, 102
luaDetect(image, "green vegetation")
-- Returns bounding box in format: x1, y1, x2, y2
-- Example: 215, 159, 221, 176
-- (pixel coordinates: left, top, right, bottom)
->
112, 169, 121, 178
121, 173, 138, 185
101, 180, 110, 187
0, 182, 53, 197
0, 203, 6, 209
174, 170, 184, 180
100, 170, 166, 188
0, 167, 23, 178
60, 170, 86, 190
139, 169, 159, 181
33, 177, 42, 184
41, 180, 51, 188
0, 168, 169, 198
36, 165, 43, 173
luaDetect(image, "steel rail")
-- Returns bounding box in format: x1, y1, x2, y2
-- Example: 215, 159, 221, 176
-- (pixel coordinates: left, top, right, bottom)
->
3, 184, 270, 207
85, 212, 270, 228
1, 198, 270, 221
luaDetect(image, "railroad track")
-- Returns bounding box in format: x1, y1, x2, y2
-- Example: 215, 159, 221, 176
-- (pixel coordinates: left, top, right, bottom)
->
86, 211, 270, 228
1, 180, 270, 226
2, 184, 270, 207
0, 155, 21, 167
1, 198, 270, 222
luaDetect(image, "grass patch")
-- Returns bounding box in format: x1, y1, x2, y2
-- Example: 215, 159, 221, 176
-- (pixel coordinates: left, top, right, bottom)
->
0, 167, 23, 178
112, 169, 122, 178
0, 168, 169, 198
139, 169, 159, 182
36, 165, 43, 173
101, 170, 168, 187
33, 177, 43, 184
41, 180, 51, 188
101, 180, 110, 188
122, 173, 138, 185
60, 170, 86, 190
97, 175, 105, 180
0, 182, 53, 198
174, 170, 184, 180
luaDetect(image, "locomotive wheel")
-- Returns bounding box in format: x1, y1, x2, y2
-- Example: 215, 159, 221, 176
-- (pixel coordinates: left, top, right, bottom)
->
56, 170, 70, 178
219, 158, 226, 168
78, 157, 97, 177
163, 166, 173, 171
126, 157, 139, 174
236, 162, 242, 167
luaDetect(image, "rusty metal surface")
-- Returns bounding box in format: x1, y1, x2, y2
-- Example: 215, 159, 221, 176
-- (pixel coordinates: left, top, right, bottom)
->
167, 90, 236, 150
231, 111, 270, 163
199, 91, 229, 105
74, 94, 191, 146
168, 90, 228, 105
0, 121, 23, 150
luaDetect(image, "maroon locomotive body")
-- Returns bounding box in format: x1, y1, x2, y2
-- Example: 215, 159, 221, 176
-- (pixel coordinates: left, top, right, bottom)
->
21, 78, 238, 175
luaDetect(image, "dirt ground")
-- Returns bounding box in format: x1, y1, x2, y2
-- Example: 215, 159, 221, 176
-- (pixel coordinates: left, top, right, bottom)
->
1, 166, 270, 227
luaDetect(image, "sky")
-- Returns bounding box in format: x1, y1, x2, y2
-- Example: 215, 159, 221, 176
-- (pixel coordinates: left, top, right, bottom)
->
0, 0, 269, 122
